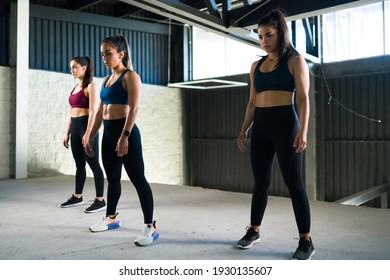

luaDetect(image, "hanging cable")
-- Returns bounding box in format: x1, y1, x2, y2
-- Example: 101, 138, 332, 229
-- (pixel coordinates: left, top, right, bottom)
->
318, 63, 382, 123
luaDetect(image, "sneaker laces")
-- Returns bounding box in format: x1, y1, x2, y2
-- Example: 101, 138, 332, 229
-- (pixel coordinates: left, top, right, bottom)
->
243, 227, 257, 241
297, 238, 311, 252
140, 221, 156, 235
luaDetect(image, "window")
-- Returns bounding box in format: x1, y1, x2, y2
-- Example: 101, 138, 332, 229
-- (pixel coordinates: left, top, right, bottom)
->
322, 2, 385, 62
192, 1, 389, 78
192, 26, 262, 80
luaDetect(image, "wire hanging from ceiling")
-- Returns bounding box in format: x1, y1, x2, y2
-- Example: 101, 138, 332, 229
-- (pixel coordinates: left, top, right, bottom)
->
317, 63, 382, 123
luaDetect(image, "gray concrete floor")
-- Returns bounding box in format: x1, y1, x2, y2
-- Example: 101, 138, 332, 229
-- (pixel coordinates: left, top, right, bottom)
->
0, 175, 390, 260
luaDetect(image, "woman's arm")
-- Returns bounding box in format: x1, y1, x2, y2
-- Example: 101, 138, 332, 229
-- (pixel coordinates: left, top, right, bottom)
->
83, 82, 103, 157
63, 115, 72, 149
115, 70, 142, 157
237, 61, 257, 152
83, 82, 101, 143
292, 55, 310, 153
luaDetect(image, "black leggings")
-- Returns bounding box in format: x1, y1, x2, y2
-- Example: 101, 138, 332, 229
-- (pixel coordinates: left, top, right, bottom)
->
102, 118, 154, 224
250, 105, 311, 234
70, 116, 104, 197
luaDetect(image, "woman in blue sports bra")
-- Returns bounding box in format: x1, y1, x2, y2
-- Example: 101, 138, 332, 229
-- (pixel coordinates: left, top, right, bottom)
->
236, 9, 314, 260
84, 35, 159, 247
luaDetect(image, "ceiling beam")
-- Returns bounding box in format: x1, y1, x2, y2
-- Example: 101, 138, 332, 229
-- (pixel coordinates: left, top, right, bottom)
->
241, 0, 252, 5
231, 0, 376, 29
203, 0, 220, 18
121, 0, 259, 46
221, 0, 232, 27
118, 0, 378, 49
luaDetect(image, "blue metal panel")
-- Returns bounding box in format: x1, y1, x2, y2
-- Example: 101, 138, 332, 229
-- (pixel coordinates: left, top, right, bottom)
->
29, 5, 169, 85
0, 13, 10, 66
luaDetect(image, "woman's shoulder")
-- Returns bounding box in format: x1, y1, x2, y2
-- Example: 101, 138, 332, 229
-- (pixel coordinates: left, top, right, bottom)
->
84, 81, 97, 96
123, 69, 141, 82
251, 58, 263, 70
288, 53, 306, 68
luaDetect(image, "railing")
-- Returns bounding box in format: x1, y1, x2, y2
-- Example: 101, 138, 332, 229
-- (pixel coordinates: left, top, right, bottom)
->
335, 183, 389, 208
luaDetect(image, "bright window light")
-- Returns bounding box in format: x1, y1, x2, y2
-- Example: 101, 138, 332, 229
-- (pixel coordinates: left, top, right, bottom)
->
322, 2, 384, 62
192, 26, 262, 80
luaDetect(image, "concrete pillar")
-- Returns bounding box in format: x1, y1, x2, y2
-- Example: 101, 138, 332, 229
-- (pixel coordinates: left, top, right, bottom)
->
305, 62, 317, 200
15, 0, 29, 178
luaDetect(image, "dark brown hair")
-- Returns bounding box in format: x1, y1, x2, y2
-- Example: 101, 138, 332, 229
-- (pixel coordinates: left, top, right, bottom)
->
258, 8, 298, 67
71, 56, 93, 89
102, 35, 133, 70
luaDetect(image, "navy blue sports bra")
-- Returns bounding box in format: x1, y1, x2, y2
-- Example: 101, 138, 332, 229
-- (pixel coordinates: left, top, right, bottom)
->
254, 57, 295, 94
100, 69, 129, 105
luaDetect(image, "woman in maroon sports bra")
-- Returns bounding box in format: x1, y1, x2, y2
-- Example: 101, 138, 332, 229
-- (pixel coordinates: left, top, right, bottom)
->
61, 56, 106, 214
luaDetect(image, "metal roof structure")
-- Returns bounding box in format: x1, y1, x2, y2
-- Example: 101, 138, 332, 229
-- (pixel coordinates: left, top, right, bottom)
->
24, 0, 374, 46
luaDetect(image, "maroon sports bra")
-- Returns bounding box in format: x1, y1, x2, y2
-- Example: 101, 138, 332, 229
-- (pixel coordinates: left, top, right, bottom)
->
69, 87, 89, 109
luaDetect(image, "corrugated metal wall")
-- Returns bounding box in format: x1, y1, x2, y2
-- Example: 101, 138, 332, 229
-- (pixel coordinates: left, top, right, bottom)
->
0, 7, 10, 66
184, 75, 290, 197
316, 56, 390, 207
184, 56, 390, 209
29, 4, 169, 84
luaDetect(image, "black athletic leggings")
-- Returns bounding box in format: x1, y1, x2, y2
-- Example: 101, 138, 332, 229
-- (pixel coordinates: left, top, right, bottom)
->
70, 116, 104, 197
102, 118, 154, 224
250, 105, 311, 233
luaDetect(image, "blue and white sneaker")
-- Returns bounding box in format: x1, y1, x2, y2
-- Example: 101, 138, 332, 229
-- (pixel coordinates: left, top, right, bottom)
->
134, 221, 159, 246
89, 213, 121, 232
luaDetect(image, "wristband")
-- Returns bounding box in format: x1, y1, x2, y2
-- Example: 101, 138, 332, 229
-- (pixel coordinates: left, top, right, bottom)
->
122, 130, 130, 137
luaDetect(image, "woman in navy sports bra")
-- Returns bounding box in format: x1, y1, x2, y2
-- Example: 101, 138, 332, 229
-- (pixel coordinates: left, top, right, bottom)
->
84, 35, 159, 246
61, 56, 105, 213
236, 9, 314, 260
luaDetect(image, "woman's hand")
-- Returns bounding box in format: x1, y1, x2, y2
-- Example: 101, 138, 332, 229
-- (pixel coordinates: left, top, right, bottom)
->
84, 138, 95, 157
294, 130, 307, 153
115, 135, 129, 157
63, 135, 70, 149
237, 131, 248, 152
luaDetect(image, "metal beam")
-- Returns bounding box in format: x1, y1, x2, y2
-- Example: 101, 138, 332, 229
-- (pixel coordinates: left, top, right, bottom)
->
120, 0, 260, 46
119, 0, 377, 49
232, 0, 376, 29
221, 0, 232, 27
302, 17, 319, 57
335, 184, 389, 208
203, 0, 220, 18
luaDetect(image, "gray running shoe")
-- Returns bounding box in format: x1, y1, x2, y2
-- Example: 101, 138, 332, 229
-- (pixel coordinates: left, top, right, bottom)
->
292, 238, 315, 260
237, 227, 260, 249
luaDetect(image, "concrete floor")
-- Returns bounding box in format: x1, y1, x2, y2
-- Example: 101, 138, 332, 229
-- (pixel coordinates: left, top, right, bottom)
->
1, 175, 390, 260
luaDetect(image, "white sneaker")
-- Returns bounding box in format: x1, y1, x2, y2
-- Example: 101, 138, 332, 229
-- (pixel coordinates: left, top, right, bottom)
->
134, 221, 159, 246
89, 213, 121, 232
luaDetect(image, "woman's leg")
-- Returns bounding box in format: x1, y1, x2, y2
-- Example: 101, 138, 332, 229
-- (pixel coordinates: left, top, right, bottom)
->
122, 124, 154, 224
85, 132, 104, 198
70, 117, 87, 196
102, 120, 123, 217
274, 109, 311, 235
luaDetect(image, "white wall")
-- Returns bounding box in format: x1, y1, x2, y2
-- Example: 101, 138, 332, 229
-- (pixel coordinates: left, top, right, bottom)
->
0, 67, 184, 185
0, 66, 16, 178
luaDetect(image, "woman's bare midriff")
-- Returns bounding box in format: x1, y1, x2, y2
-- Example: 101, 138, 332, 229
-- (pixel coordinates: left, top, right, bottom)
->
70, 108, 89, 117
103, 104, 129, 120
255, 90, 294, 107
